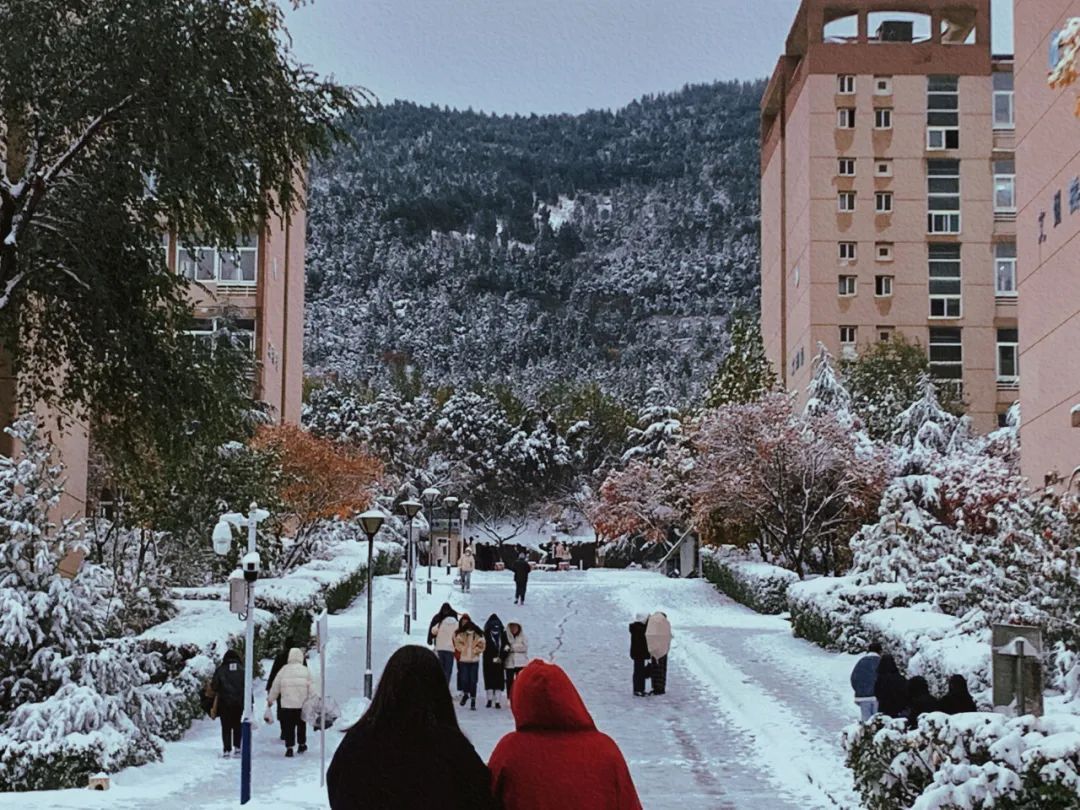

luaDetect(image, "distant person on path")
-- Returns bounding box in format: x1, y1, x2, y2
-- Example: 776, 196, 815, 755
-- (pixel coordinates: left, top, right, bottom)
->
512, 553, 531, 605
267, 647, 319, 757
459, 546, 476, 593
503, 621, 529, 704
938, 674, 977, 715
873, 654, 909, 719
211, 649, 244, 758
645, 611, 672, 695
906, 676, 938, 728
489, 659, 643, 810
428, 602, 460, 684
482, 613, 508, 709
267, 637, 304, 741
327, 645, 498, 810
850, 642, 882, 721
629, 614, 650, 697
454, 613, 486, 710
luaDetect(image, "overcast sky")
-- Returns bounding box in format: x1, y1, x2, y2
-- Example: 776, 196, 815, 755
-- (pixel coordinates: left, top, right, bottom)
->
283, 0, 1015, 115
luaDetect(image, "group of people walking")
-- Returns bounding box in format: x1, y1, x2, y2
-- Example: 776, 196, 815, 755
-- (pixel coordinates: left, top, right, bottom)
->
456, 547, 531, 602
628, 611, 673, 697
850, 643, 977, 726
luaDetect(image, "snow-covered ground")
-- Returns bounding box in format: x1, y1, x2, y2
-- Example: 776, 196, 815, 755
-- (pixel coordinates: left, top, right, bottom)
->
3, 569, 862, 809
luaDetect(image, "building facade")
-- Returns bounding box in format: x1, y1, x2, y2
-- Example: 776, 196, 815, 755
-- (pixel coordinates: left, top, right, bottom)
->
1014, 3, 1080, 486
760, 0, 1018, 433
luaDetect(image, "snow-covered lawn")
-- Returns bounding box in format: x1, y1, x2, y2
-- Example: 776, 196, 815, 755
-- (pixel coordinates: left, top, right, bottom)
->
2, 570, 862, 809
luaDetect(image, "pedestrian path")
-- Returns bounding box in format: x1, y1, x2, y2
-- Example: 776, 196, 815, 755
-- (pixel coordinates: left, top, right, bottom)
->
3, 568, 860, 809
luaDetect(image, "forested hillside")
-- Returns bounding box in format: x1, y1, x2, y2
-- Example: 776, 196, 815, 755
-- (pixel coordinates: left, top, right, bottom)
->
304, 80, 764, 405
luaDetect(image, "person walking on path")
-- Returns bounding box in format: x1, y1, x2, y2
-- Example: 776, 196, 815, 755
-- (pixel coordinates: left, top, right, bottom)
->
874, 654, 909, 719
458, 546, 476, 593
211, 649, 244, 758
267, 647, 319, 757
938, 674, 977, 715
512, 553, 530, 605
645, 611, 672, 695
850, 642, 882, 721
489, 659, 643, 810
428, 602, 459, 685
482, 613, 507, 709
629, 614, 650, 697
906, 676, 938, 728
267, 637, 303, 741
454, 613, 486, 710
503, 620, 529, 704
327, 645, 498, 810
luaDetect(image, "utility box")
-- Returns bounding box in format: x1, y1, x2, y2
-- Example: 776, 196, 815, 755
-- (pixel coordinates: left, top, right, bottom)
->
229, 574, 247, 615
992, 624, 1044, 717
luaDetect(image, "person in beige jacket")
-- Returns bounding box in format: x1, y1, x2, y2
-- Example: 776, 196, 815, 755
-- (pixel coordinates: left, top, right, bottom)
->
454, 614, 486, 710
502, 621, 529, 704
645, 612, 673, 696
267, 647, 319, 757
458, 546, 476, 593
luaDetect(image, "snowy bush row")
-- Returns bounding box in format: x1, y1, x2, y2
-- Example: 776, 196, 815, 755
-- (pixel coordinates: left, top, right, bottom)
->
0, 541, 402, 792
843, 712, 1080, 809
786, 575, 911, 651
701, 546, 798, 614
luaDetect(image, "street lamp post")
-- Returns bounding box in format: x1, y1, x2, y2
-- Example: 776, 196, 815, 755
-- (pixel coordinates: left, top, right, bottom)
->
443, 496, 460, 575
400, 500, 422, 635
421, 487, 441, 594
358, 510, 385, 699
212, 502, 270, 806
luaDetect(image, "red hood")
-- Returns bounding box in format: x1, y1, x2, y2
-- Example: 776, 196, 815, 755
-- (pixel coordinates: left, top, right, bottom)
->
511, 660, 596, 733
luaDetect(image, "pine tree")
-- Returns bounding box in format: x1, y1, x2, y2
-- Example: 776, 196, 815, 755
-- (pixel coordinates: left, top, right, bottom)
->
703, 314, 776, 408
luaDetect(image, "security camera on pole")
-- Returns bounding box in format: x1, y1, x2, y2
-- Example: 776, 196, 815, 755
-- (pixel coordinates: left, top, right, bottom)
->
212, 502, 270, 806
399, 500, 422, 634
421, 487, 440, 594
357, 509, 385, 699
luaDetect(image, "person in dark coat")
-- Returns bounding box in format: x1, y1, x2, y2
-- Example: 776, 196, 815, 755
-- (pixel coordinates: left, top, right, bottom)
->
427, 602, 458, 645
512, 553, 530, 605
938, 674, 978, 715
327, 645, 498, 810
629, 614, 650, 697
907, 676, 938, 728
482, 613, 507, 709
873, 654, 909, 719
850, 642, 882, 721
211, 649, 245, 757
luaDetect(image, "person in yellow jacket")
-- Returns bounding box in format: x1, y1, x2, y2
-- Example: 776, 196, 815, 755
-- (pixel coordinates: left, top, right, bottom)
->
458, 546, 476, 593
267, 647, 319, 757
454, 613, 486, 710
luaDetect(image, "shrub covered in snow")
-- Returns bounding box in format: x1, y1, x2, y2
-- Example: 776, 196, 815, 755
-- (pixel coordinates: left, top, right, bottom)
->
701, 546, 798, 614
787, 576, 911, 652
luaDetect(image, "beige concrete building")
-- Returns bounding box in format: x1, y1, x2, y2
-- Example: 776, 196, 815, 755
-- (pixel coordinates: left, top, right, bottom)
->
1014, 3, 1080, 486
761, 0, 1018, 433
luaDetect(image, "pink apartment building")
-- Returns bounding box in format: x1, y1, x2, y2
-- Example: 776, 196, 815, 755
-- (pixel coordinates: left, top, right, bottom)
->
761, 0, 1019, 433
1014, 2, 1080, 486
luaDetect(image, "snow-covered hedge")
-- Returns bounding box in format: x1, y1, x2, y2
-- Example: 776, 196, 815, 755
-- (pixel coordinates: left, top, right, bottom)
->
701, 546, 798, 614
844, 712, 1080, 809
787, 575, 911, 651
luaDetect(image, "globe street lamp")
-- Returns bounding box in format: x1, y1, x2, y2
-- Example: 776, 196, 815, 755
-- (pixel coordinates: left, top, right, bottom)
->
399, 500, 422, 635
358, 509, 385, 699
421, 487, 441, 594
443, 496, 460, 575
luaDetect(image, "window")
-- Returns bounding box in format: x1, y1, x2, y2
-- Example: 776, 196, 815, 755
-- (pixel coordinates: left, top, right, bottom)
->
874, 76, 893, 95
875, 159, 893, 177
927, 159, 961, 233
929, 243, 962, 317
876, 242, 894, 261
929, 327, 963, 381
838, 275, 857, 296
838, 158, 856, 176
993, 73, 1014, 129
877, 326, 895, 342
996, 328, 1019, 383
875, 191, 893, 213
994, 160, 1016, 213
874, 108, 893, 129
839, 241, 857, 261
837, 108, 857, 129
875, 275, 894, 296
177, 236, 258, 284
995, 242, 1017, 297
927, 75, 959, 149
186, 317, 256, 354
840, 325, 858, 345
838, 74, 856, 94
838, 191, 857, 212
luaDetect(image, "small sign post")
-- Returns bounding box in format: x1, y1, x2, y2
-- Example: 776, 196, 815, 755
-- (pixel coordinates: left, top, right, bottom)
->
317, 610, 329, 787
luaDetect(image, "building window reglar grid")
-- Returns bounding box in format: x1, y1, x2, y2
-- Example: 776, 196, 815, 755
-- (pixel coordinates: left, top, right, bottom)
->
927, 75, 959, 149
927, 159, 961, 233
995, 242, 1017, 297
929, 243, 962, 318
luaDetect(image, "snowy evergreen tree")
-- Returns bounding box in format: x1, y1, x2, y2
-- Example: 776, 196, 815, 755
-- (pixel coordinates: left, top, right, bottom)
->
841, 335, 938, 441
805, 344, 855, 422
703, 313, 776, 408
891, 375, 968, 466
622, 385, 683, 464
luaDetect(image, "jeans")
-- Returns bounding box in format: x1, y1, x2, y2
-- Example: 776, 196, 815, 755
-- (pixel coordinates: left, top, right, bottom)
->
856, 697, 878, 721
437, 650, 455, 684
218, 704, 242, 752
458, 661, 480, 698
514, 581, 527, 603
632, 658, 648, 694
279, 707, 307, 748
461, 571, 472, 592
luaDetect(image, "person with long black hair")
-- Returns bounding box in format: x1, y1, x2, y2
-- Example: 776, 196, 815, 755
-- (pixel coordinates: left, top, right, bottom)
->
327, 645, 497, 810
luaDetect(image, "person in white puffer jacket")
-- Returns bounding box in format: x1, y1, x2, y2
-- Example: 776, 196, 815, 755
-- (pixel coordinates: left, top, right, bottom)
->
502, 621, 529, 704
267, 647, 319, 757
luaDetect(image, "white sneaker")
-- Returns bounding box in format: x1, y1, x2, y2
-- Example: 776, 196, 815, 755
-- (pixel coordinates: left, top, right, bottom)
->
221, 751, 232, 759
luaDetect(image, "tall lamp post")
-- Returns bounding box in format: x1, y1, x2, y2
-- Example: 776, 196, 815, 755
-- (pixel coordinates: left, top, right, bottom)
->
443, 496, 460, 575
421, 487, 441, 594
358, 509, 385, 699
212, 502, 270, 806
400, 500, 422, 634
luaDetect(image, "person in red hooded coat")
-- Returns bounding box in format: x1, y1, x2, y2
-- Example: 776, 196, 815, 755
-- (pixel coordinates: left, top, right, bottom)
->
488, 659, 642, 810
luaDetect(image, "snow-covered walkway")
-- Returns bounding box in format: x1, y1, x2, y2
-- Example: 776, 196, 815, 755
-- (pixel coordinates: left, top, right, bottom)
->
5, 569, 861, 809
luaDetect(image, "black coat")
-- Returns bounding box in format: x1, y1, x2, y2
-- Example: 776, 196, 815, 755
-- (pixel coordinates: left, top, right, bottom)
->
938, 680, 977, 715
629, 622, 649, 660
512, 558, 530, 584
482, 616, 507, 690
874, 657, 909, 719
212, 650, 245, 710
328, 724, 497, 810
